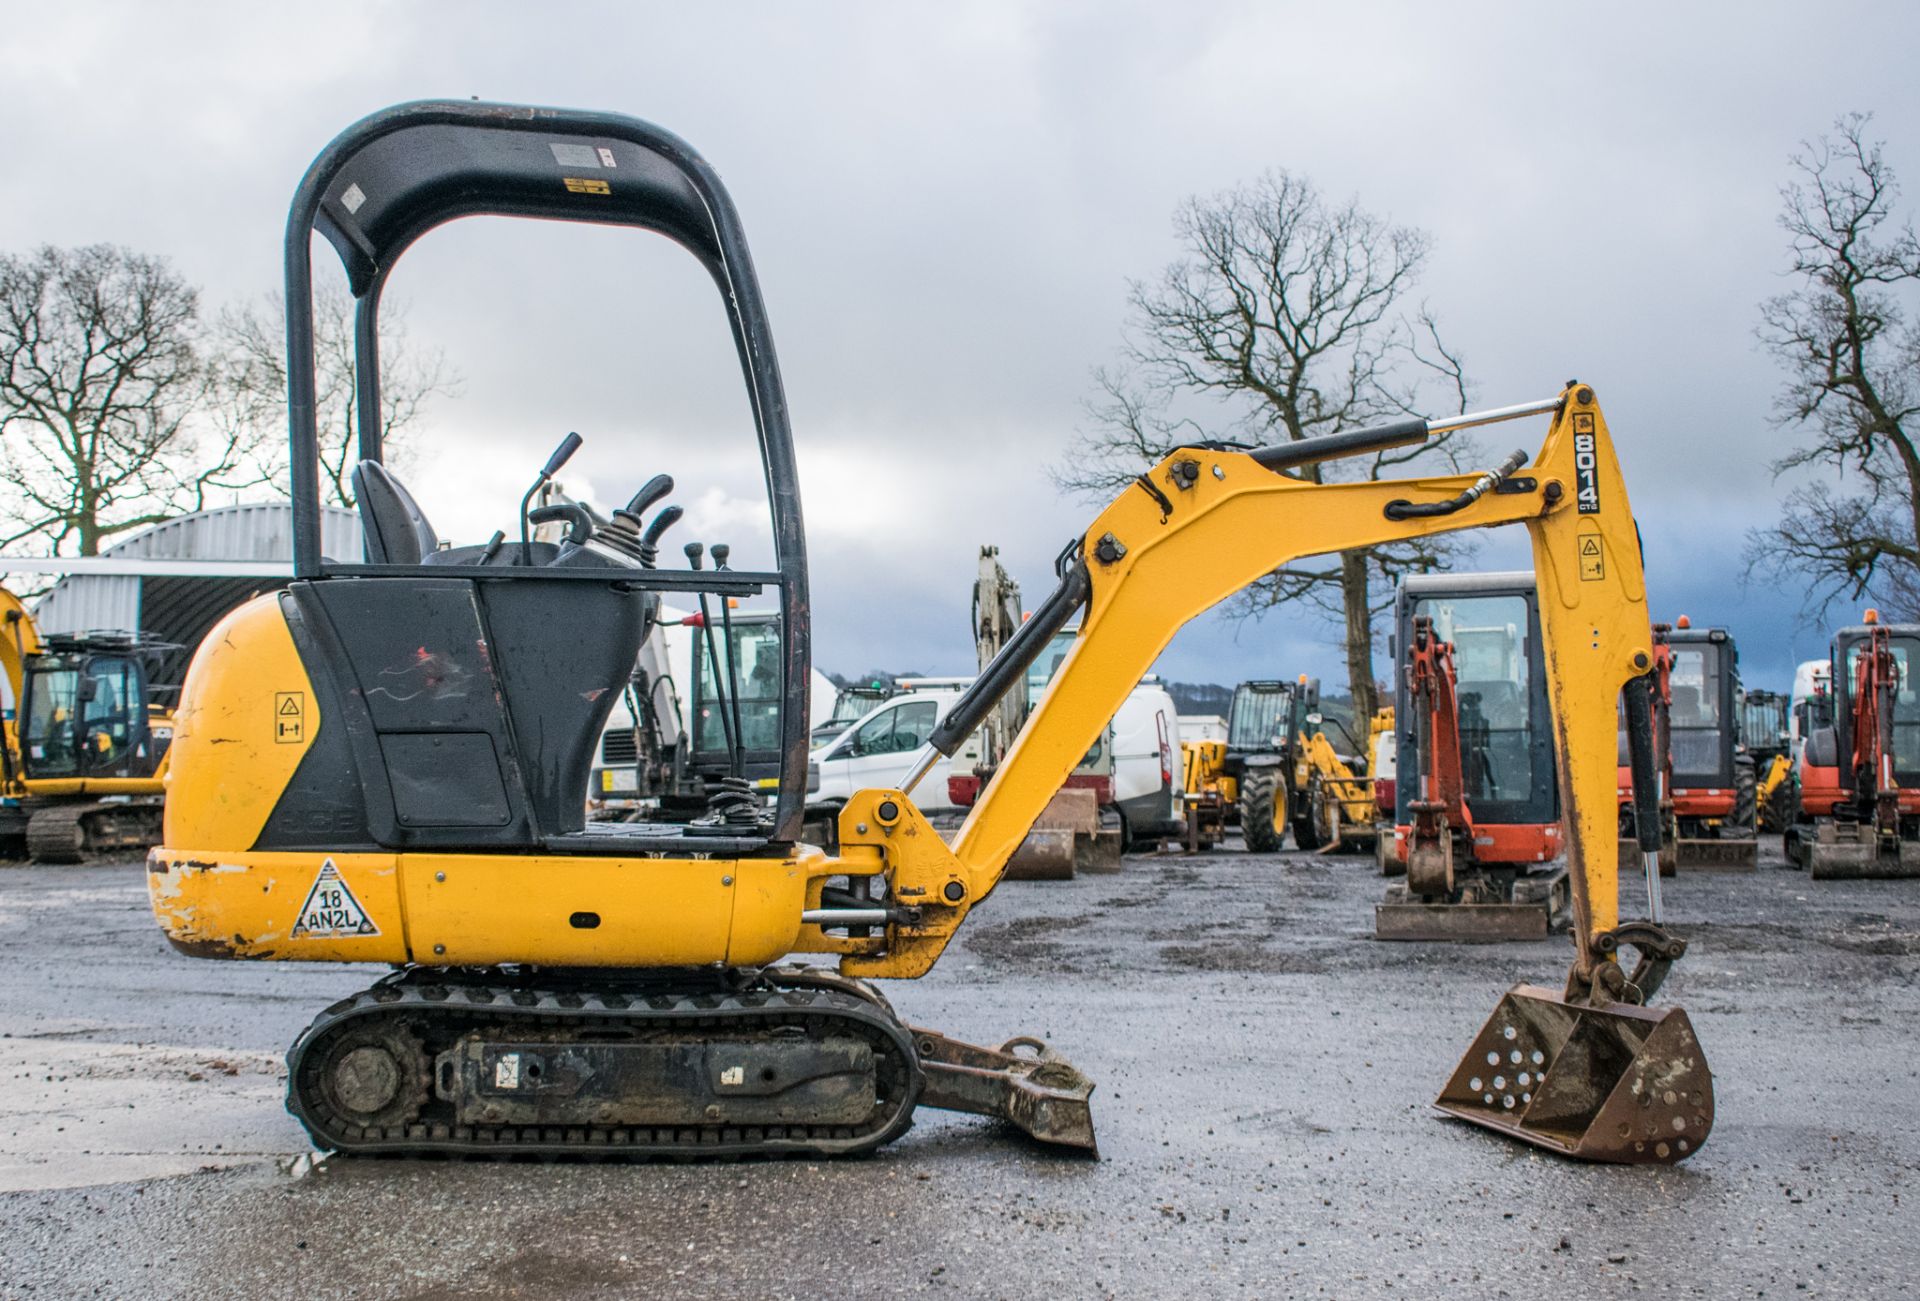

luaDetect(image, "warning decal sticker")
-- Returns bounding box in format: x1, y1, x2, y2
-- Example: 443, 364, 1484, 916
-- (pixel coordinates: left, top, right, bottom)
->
1578, 530, 1606, 582
274, 691, 305, 744
291, 859, 379, 939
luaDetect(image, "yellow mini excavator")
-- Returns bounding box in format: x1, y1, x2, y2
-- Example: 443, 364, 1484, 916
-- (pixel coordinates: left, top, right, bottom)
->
148, 100, 1712, 1166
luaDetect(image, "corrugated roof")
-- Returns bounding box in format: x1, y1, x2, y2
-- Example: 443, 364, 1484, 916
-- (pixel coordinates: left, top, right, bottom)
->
32, 502, 360, 642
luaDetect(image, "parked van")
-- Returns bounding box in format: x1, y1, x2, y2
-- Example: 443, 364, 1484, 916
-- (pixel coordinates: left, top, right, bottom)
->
807, 683, 968, 817
948, 673, 1183, 848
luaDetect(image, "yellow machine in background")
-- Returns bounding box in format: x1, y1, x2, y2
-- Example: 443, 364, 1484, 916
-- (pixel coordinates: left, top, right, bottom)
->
0, 585, 174, 862
148, 100, 1710, 1167
1179, 738, 1228, 850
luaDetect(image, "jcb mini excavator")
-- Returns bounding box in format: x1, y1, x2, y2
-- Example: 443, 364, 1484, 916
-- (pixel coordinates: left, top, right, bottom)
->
147, 100, 1711, 1166
1381, 573, 1570, 941
0, 586, 176, 862
1788, 611, 1920, 877
1614, 619, 1757, 871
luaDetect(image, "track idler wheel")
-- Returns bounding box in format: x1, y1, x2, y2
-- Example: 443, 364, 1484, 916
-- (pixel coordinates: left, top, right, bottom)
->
307, 1019, 431, 1134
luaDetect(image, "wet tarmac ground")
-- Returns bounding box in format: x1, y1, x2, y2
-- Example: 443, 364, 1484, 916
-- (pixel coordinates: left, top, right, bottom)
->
1, 842, 1916, 1299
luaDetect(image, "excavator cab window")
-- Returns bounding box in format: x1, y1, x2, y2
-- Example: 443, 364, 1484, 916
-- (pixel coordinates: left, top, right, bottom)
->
21, 654, 146, 780
692, 618, 784, 758
1423, 597, 1531, 804
1227, 683, 1295, 752
1666, 641, 1729, 783
21, 657, 82, 778
1843, 635, 1920, 774
79, 657, 136, 771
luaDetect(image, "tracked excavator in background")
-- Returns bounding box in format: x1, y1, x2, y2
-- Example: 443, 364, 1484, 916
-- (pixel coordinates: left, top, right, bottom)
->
147, 99, 1712, 1166
0, 585, 177, 862
1614, 619, 1757, 872
1380, 573, 1570, 941
1787, 612, 1920, 877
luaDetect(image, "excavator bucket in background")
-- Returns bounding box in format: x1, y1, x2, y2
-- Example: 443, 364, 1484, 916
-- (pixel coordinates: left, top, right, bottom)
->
1436, 984, 1714, 1163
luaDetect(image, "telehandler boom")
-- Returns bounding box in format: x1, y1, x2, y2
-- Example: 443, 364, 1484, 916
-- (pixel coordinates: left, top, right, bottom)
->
148, 100, 1711, 1166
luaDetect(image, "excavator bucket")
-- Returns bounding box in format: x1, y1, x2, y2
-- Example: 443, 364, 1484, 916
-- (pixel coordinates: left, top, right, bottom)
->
1436, 983, 1714, 1164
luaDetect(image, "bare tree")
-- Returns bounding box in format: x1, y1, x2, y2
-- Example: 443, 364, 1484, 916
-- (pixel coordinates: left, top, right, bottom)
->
1752, 113, 1920, 617
1057, 171, 1476, 718
214, 283, 458, 507
0, 245, 258, 555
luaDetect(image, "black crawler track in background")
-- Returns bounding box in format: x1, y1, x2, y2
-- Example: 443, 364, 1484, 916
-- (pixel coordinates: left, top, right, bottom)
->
286, 972, 924, 1160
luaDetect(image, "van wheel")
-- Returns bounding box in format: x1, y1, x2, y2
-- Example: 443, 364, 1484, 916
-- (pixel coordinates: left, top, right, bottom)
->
1239, 768, 1286, 853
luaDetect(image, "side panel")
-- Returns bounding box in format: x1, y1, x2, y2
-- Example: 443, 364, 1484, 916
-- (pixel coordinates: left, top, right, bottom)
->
162, 594, 319, 853
147, 847, 817, 968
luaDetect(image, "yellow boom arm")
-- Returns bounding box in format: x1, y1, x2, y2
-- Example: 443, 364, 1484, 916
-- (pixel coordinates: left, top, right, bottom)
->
845, 384, 1649, 992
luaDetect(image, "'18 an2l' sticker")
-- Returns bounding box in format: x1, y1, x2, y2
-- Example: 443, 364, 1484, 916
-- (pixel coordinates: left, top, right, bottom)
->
1573, 413, 1600, 514
291, 859, 378, 939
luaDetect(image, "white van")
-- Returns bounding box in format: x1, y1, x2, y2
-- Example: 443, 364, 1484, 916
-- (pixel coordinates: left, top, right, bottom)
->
946, 676, 1182, 847
807, 684, 967, 815
1110, 681, 1182, 846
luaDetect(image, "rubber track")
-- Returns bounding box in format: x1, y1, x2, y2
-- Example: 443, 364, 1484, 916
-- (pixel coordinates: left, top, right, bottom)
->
286, 975, 924, 1159
25, 800, 163, 864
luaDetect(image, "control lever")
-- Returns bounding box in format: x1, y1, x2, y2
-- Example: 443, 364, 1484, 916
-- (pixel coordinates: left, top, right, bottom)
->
624, 474, 674, 519
579, 475, 676, 565
640, 505, 684, 567
710, 543, 748, 772
527, 502, 594, 545
685, 542, 741, 777
520, 431, 585, 565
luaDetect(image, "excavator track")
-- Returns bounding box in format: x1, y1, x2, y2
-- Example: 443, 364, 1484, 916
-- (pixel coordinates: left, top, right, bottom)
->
287, 969, 924, 1159
25, 800, 165, 864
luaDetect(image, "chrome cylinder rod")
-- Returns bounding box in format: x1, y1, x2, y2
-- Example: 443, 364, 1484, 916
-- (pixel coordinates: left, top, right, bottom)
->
801, 908, 892, 927
1425, 396, 1563, 436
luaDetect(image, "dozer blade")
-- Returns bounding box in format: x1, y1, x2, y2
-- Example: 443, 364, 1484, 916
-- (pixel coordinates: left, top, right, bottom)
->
1674, 837, 1757, 872
1436, 983, 1714, 1164
911, 1027, 1098, 1154
1808, 836, 1920, 880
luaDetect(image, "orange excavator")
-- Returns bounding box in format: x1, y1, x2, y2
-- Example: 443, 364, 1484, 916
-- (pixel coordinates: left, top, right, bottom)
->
1615, 618, 1756, 873
1380, 573, 1568, 941
1787, 611, 1920, 877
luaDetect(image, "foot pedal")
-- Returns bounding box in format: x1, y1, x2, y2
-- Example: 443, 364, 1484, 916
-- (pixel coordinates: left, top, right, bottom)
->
910, 1027, 1097, 1155
1436, 984, 1714, 1164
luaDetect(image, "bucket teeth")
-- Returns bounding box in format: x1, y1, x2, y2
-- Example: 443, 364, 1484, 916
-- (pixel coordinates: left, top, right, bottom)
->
1436, 983, 1714, 1164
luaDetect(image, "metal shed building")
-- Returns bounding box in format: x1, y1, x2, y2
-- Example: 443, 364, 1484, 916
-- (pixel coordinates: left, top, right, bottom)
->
30, 503, 360, 690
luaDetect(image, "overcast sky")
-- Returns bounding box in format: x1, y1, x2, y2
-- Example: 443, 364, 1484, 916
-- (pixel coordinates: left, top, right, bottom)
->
3, 1, 1914, 695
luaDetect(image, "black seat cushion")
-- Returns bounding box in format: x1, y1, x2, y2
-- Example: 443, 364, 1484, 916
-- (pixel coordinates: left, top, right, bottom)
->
352, 460, 439, 565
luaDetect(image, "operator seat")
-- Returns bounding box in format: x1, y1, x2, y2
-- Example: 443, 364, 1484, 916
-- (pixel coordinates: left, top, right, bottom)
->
351, 460, 438, 564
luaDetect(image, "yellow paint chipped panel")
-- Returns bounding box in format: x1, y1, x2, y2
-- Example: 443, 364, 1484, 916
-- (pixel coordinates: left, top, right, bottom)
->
162, 594, 317, 852
148, 850, 404, 962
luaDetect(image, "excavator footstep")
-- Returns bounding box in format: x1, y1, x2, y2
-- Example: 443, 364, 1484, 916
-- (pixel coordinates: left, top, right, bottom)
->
1435, 983, 1714, 1164
910, 1027, 1097, 1155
